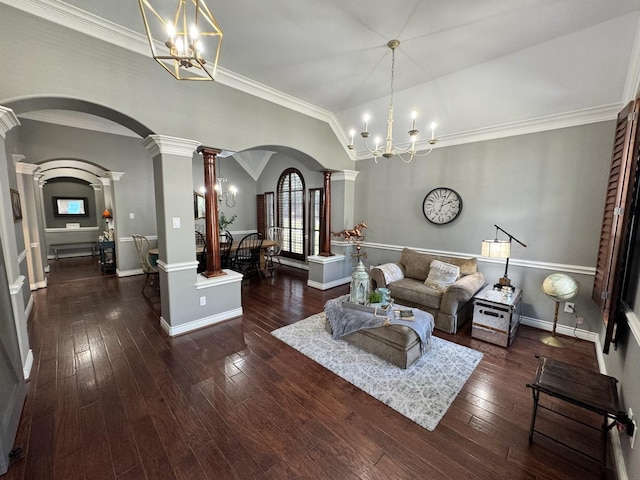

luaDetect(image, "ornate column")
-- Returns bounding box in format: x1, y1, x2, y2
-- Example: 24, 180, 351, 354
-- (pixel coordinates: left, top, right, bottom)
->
319, 170, 334, 256
197, 146, 224, 277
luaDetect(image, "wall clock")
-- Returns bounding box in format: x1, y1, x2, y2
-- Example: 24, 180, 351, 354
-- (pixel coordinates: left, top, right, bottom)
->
422, 187, 463, 225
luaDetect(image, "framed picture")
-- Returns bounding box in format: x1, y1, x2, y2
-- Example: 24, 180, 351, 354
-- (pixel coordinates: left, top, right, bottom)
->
194, 191, 205, 219
10, 189, 22, 222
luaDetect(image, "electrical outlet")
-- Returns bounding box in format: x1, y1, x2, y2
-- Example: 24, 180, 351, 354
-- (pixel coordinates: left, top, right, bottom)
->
199, 296, 206, 306
575, 317, 584, 325
564, 302, 575, 313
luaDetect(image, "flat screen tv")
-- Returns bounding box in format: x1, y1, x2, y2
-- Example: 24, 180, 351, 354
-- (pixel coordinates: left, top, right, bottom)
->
53, 196, 89, 217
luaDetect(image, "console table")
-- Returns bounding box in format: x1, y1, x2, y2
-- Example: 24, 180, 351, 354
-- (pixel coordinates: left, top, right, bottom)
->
526, 356, 631, 468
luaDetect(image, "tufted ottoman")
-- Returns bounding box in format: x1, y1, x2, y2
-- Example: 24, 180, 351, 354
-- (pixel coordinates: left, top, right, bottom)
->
324, 311, 432, 369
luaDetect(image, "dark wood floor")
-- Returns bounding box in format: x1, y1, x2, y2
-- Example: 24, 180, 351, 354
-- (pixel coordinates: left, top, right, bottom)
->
4, 256, 615, 479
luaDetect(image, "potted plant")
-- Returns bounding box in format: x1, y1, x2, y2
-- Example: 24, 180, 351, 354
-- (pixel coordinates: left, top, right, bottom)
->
218, 211, 237, 232
368, 290, 383, 306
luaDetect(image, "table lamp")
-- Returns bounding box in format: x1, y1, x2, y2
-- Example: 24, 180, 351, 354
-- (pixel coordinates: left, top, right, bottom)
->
481, 225, 527, 290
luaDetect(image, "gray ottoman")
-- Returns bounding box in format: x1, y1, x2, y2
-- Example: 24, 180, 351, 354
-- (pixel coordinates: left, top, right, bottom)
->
324, 318, 429, 369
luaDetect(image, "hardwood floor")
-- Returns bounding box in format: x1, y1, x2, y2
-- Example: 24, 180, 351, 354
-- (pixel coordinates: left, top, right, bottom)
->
5, 256, 615, 479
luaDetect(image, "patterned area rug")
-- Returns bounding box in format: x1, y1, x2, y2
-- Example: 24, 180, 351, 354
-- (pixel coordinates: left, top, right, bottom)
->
272, 312, 483, 431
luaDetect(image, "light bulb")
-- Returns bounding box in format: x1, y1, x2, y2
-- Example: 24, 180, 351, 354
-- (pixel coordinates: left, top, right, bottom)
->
166, 21, 175, 41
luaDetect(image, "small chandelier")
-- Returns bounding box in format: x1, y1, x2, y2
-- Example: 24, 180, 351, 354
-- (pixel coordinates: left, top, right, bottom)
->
348, 40, 438, 163
138, 0, 223, 81
214, 159, 237, 208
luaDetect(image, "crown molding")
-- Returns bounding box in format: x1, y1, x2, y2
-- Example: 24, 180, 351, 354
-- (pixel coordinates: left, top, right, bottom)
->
0, 105, 20, 138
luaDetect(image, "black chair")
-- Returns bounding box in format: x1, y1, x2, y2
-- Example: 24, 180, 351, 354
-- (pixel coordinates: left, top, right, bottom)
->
232, 232, 263, 279
220, 230, 233, 269
195, 230, 206, 273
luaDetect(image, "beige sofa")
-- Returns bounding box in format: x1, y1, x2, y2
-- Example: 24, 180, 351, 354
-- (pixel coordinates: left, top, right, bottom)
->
370, 248, 486, 333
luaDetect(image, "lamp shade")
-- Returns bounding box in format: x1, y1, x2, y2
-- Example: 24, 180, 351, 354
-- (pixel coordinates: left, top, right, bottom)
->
481, 239, 510, 258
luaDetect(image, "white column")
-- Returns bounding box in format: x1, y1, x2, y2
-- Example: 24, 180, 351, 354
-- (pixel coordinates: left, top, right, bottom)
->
0, 106, 33, 378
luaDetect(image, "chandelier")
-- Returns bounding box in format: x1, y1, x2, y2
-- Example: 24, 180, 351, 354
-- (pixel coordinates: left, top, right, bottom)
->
215, 159, 237, 208
138, 0, 223, 80
348, 40, 438, 163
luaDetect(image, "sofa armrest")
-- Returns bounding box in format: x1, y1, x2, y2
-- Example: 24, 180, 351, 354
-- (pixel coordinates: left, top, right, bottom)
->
439, 272, 486, 315
370, 262, 405, 289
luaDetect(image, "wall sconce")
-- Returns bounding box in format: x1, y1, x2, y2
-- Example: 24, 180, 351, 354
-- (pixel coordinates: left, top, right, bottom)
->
481, 224, 527, 290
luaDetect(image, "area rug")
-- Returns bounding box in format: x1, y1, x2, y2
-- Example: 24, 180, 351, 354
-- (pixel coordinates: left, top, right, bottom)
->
272, 312, 483, 431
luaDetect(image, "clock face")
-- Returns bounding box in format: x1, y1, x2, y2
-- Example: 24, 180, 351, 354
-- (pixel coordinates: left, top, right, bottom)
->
422, 188, 463, 225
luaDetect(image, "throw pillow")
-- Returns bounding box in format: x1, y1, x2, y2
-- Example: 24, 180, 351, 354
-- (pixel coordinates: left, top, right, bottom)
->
424, 260, 460, 291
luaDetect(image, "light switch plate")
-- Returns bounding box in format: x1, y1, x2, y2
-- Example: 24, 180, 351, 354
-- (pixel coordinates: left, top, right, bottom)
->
129, 212, 134, 219
172, 217, 180, 228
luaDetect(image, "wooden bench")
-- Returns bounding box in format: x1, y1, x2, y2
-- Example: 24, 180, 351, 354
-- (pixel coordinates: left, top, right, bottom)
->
50, 241, 98, 261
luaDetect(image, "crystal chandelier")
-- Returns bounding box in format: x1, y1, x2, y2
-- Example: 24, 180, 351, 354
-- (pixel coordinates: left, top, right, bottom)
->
138, 0, 223, 80
348, 40, 438, 163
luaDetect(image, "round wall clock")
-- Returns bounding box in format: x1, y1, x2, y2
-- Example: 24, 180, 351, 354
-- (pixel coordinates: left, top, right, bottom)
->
422, 187, 463, 225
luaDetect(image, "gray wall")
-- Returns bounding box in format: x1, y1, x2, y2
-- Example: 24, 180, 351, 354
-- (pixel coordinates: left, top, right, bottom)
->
43, 178, 96, 228
355, 121, 613, 332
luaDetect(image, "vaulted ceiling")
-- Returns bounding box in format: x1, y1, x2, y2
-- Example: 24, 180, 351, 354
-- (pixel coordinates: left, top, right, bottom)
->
6, 0, 640, 150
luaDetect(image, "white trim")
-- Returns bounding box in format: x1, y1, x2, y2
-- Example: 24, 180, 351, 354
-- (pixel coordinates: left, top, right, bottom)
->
24, 294, 34, 319
22, 349, 33, 380
119, 235, 158, 242
362, 242, 595, 276
622, 305, 640, 348
156, 259, 198, 273
519, 315, 598, 343
15, 162, 40, 175
279, 257, 308, 270
18, 248, 27, 263
307, 276, 351, 291
160, 308, 243, 337
0, 105, 20, 138
195, 269, 243, 289
29, 279, 47, 290
9, 275, 25, 295
108, 171, 125, 181
117, 268, 143, 277
307, 254, 346, 264
331, 170, 359, 182
143, 135, 200, 157
45, 226, 100, 232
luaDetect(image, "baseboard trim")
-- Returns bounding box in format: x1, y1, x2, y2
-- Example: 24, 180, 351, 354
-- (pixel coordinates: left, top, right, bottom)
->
519, 316, 598, 343
24, 294, 34, 320
117, 268, 143, 277
23, 349, 33, 380
30, 278, 47, 290
307, 276, 351, 291
160, 307, 243, 336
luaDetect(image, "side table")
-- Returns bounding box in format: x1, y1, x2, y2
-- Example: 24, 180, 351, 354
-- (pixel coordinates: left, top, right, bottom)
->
471, 285, 522, 347
98, 240, 116, 274
527, 356, 632, 468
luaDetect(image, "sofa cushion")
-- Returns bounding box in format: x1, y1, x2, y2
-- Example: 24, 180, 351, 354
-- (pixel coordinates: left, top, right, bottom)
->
424, 260, 460, 291
399, 247, 478, 280
389, 278, 443, 310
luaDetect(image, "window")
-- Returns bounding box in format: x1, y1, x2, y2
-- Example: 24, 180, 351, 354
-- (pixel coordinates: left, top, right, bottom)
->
277, 169, 305, 260
308, 188, 323, 256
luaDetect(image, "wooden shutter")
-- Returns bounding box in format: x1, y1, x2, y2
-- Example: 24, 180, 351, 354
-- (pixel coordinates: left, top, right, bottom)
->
256, 194, 265, 237
592, 101, 640, 353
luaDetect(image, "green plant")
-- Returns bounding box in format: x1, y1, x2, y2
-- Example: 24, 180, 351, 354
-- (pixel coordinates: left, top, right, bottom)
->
369, 291, 383, 304
218, 212, 237, 231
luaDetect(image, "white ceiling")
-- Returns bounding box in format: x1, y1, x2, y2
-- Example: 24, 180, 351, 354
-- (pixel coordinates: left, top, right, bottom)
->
7, 0, 640, 149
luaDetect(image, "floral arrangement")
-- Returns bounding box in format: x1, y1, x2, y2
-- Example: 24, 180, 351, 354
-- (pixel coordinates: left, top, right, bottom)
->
218, 211, 237, 231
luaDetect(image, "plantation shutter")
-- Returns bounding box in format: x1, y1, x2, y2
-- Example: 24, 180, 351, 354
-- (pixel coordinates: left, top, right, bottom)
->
592, 100, 640, 353
256, 194, 266, 237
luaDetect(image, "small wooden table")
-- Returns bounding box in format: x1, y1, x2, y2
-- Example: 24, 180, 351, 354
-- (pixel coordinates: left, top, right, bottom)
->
526, 356, 628, 468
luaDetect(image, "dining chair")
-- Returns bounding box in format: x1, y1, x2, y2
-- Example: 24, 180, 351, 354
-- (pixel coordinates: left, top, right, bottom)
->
132, 234, 159, 298
195, 230, 206, 273
220, 230, 233, 269
232, 232, 263, 279
266, 226, 284, 275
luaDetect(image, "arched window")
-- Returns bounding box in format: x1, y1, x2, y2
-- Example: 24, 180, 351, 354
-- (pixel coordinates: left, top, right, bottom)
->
277, 168, 305, 261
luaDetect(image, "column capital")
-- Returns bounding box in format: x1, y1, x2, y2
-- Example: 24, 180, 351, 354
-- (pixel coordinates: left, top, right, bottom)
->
107, 171, 125, 181
0, 106, 20, 138
12, 154, 26, 166
331, 170, 359, 182
15, 162, 40, 175
143, 135, 200, 158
